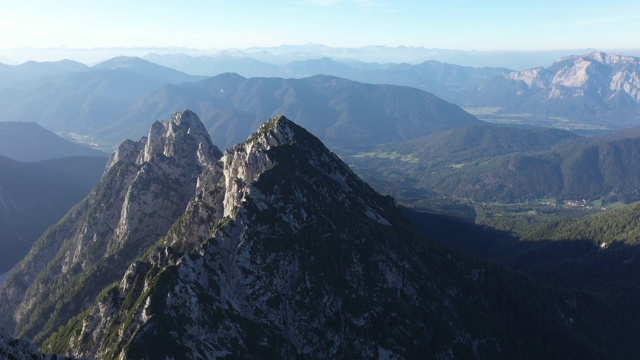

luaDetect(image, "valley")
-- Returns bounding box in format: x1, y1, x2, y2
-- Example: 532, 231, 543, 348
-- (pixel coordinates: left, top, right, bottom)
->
464, 107, 613, 133
2, 48, 640, 359
0, 111, 636, 359
3, 0, 640, 358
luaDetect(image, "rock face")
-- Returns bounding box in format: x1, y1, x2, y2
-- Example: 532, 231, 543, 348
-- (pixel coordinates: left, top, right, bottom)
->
0, 110, 222, 342
457, 51, 640, 127
41, 116, 414, 358
2, 110, 636, 359
507, 52, 640, 101
23, 113, 633, 359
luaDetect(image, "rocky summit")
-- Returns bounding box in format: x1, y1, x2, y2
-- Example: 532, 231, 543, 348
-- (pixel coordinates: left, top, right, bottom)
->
507, 52, 640, 102
0, 110, 222, 342
1, 111, 636, 359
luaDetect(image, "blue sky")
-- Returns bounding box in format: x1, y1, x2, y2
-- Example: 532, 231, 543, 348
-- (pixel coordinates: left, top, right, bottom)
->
1, 0, 638, 51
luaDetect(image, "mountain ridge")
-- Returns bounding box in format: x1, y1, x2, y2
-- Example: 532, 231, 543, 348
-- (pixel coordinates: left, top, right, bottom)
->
456, 51, 640, 128
0, 110, 634, 358
0, 110, 222, 342
109, 74, 483, 150
0, 59, 89, 89
93, 56, 203, 84
0, 122, 106, 161
0, 154, 106, 273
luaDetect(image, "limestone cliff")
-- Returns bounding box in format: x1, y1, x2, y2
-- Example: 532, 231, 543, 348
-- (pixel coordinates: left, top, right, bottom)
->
0, 110, 221, 342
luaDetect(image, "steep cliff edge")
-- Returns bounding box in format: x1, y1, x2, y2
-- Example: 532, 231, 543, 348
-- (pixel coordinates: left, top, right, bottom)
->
0, 110, 222, 342
1, 111, 635, 359
37, 115, 634, 359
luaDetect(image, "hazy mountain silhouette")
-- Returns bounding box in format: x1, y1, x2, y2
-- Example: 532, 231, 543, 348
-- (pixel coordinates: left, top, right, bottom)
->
452, 52, 640, 128
0, 122, 106, 161
106, 73, 482, 150
0, 154, 106, 273
0, 58, 203, 142
0, 59, 89, 89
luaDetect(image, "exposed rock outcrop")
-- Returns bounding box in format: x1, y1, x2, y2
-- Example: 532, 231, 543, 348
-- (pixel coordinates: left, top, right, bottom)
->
42, 114, 627, 359
0, 110, 222, 342
3, 111, 635, 359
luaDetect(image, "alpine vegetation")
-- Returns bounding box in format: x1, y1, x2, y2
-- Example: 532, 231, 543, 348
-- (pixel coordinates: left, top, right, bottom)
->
1, 111, 635, 359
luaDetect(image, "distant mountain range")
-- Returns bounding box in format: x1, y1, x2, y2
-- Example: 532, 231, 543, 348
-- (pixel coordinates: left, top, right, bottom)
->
452, 52, 640, 128
1, 111, 636, 358
0, 154, 106, 273
0, 57, 483, 151
0, 59, 88, 89
0, 122, 106, 161
144, 51, 640, 131
0, 121, 107, 273
93, 56, 204, 84
2, 51, 640, 151
4, 44, 639, 69
0, 56, 202, 148
143, 53, 511, 98
108, 73, 482, 150
3, 48, 640, 359
142, 53, 515, 113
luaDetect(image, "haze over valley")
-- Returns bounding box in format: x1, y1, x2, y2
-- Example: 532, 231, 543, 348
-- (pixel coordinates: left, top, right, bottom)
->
2, 1, 640, 359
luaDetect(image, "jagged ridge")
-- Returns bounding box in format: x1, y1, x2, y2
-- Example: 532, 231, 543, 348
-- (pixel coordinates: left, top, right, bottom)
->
451, 51, 640, 127
507, 51, 640, 100
0, 110, 222, 342
33, 112, 634, 359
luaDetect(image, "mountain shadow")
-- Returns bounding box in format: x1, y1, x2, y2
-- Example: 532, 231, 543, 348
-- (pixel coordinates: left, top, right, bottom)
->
404, 206, 640, 338
1, 111, 637, 359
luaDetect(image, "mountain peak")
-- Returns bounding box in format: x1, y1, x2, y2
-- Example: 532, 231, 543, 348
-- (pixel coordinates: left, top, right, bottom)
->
93, 56, 148, 69
554, 51, 639, 67
503, 51, 640, 108
0, 111, 224, 342
140, 109, 220, 167
92, 56, 199, 83
259, 114, 294, 132
243, 114, 302, 149
5, 111, 636, 358
258, 114, 296, 136
170, 109, 206, 132
584, 51, 638, 65
105, 109, 220, 176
